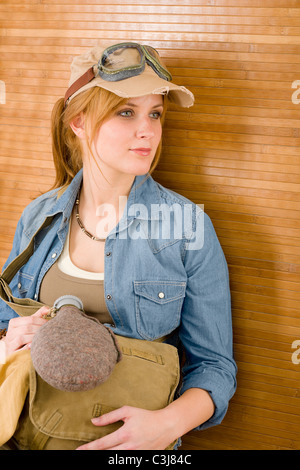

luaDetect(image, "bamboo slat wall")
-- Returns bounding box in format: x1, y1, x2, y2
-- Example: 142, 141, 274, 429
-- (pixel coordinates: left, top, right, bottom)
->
0, 0, 299, 451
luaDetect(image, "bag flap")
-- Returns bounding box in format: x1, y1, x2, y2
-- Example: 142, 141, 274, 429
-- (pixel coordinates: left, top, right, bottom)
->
29, 335, 180, 442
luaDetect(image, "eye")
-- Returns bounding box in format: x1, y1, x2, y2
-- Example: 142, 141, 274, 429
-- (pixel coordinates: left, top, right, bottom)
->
150, 111, 162, 120
118, 109, 134, 117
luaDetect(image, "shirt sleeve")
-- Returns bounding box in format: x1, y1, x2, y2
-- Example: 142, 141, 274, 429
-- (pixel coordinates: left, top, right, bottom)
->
178, 211, 237, 430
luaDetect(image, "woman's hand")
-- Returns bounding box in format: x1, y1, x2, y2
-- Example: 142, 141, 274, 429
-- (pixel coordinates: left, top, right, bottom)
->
76, 406, 177, 450
76, 388, 215, 451
3, 306, 49, 357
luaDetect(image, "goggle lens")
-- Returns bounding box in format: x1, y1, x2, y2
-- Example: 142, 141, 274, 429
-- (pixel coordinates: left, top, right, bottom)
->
102, 46, 142, 71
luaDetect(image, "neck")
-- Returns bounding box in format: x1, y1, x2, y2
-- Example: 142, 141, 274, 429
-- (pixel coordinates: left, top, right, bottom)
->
82, 166, 134, 208
76, 166, 135, 238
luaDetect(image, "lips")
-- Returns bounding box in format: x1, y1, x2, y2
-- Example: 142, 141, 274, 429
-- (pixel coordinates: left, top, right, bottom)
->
130, 148, 152, 156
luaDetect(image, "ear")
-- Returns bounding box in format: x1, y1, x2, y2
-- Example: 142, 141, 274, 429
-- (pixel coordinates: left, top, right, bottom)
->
70, 113, 86, 139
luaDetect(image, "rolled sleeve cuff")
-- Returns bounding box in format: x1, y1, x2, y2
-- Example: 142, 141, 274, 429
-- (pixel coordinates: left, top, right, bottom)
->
179, 369, 237, 430
0, 320, 9, 331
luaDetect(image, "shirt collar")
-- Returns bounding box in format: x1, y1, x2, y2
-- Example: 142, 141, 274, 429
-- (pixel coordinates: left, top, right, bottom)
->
125, 173, 163, 221
45, 169, 83, 220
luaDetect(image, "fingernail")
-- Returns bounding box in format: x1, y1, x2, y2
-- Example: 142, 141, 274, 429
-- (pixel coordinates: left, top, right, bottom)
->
91, 417, 99, 423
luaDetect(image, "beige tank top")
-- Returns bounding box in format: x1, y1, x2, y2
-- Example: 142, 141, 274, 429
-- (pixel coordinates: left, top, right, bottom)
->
39, 226, 113, 325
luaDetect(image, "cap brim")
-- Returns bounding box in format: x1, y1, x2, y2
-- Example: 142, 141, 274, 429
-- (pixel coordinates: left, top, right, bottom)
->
69, 64, 194, 108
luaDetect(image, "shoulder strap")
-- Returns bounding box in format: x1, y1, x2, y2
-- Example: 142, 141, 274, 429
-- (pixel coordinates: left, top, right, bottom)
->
0, 216, 54, 317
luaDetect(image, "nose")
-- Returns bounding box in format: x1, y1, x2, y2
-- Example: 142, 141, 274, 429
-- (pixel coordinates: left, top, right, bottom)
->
136, 117, 155, 139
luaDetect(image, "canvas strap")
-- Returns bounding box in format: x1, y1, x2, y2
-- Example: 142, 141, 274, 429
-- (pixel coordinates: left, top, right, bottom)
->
0, 216, 55, 317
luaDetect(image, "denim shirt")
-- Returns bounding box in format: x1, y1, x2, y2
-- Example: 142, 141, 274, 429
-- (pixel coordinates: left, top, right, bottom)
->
0, 170, 237, 430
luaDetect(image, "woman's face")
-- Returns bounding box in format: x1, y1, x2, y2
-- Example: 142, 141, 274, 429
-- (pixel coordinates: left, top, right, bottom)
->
89, 94, 164, 180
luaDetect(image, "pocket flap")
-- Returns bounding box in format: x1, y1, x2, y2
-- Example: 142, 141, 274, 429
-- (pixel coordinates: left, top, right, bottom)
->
134, 281, 186, 304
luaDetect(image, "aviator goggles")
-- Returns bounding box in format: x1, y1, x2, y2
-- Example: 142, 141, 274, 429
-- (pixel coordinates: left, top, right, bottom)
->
64, 42, 172, 105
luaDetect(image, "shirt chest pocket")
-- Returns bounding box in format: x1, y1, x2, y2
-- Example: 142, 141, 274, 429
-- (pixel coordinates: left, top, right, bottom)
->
11, 271, 34, 298
134, 280, 186, 340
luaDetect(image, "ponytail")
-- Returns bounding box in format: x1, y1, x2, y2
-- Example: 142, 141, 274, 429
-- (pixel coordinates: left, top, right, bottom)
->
51, 97, 82, 190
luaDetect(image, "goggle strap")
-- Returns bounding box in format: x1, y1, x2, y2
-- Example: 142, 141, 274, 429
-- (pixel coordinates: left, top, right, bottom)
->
143, 46, 172, 81
64, 66, 95, 106
145, 59, 172, 81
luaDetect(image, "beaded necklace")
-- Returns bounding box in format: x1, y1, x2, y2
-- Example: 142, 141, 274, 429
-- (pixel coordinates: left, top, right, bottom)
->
75, 191, 106, 242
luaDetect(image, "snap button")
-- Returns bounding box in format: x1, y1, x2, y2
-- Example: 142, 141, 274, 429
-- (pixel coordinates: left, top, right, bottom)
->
51, 253, 57, 259
158, 292, 165, 299
18, 282, 22, 289
106, 294, 112, 300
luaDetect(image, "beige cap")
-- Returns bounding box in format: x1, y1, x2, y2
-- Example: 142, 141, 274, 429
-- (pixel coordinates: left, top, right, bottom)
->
65, 43, 195, 108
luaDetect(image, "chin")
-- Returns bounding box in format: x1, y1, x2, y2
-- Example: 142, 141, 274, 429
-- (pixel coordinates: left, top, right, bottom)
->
133, 166, 152, 176
126, 161, 152, 176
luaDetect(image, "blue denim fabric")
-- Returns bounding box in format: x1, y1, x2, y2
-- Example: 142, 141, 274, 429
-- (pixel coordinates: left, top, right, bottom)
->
0, 170, 237, 430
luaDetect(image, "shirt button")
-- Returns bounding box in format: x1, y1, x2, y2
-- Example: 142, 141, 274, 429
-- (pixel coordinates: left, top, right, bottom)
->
51, 253, 57, 259
106, 252, 111, 257
158, 292, 165, 299
18, 282, 22, 289
34, 294, 38, 300
106, 294, 112, 300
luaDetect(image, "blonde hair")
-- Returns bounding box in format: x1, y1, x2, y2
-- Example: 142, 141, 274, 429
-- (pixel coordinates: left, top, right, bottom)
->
51, 87, 167, 189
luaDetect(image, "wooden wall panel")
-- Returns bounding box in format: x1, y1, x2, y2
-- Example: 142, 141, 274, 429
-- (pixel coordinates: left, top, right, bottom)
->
0, 0, 299, 450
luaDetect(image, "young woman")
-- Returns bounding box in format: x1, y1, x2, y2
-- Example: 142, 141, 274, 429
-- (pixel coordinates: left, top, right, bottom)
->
0, 42, 237, 450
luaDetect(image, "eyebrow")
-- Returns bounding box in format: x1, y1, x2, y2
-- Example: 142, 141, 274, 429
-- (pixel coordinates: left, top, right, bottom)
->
125, 102, 164, 108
